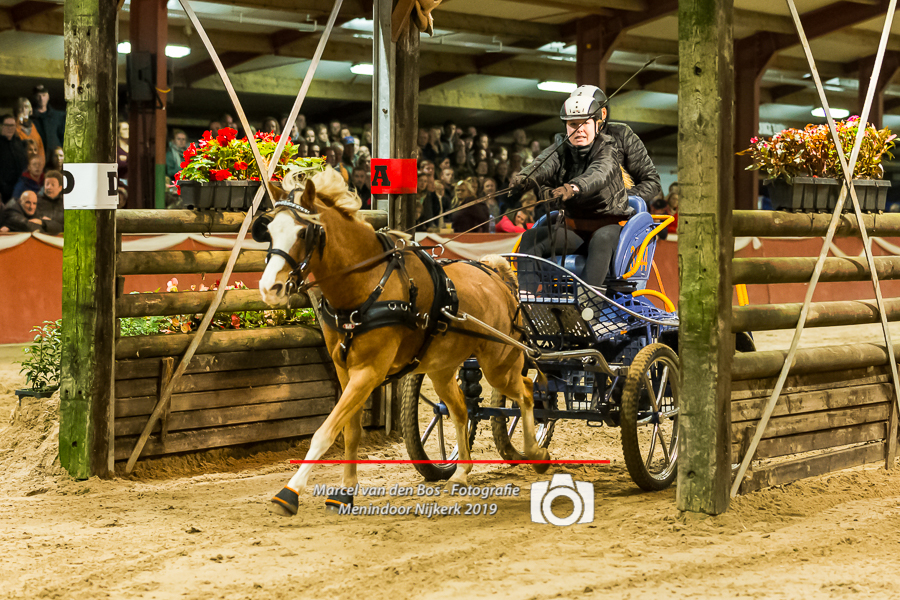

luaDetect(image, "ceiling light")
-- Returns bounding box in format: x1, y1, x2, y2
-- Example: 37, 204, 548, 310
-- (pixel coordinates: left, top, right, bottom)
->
165, 45, 191, 58
350, 63, 374, 76
537, 81, 577, 93
811, 107, 850, 119
117, 41, 131, 54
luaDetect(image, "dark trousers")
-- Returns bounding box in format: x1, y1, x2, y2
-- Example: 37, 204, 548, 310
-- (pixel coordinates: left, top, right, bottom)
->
519, 222, 622, 286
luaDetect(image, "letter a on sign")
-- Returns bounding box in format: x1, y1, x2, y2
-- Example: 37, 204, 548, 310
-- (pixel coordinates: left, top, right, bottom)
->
370, 159, 417, 194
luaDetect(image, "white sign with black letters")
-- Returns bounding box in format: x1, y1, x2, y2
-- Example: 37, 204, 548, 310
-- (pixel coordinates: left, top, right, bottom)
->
62, 163, 118, 210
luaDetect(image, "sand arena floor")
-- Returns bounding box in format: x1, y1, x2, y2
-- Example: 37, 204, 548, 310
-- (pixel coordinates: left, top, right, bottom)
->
1, 325, 900, 599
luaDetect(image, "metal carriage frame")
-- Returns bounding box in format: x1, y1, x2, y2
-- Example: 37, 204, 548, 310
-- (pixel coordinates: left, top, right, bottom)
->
401, 252, 682, 491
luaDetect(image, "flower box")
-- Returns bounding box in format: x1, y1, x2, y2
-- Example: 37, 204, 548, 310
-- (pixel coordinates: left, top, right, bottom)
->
766, 178, 891, 213
178, 180, 271, 210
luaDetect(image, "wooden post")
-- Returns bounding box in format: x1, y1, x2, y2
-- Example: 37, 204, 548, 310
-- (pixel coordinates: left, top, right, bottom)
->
676, 0, 734, 515
59, 0, 118, 479
392, 5, 419, 234
128, 0, 167, 209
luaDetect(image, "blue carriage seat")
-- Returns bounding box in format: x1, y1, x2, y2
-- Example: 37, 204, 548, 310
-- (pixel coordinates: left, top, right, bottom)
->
528, 196, 660, 287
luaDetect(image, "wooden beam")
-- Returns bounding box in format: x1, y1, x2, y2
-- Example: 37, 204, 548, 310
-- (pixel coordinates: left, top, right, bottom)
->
677, 0, 734, 516
8, 0, 59, 29
59, 0, 118, 480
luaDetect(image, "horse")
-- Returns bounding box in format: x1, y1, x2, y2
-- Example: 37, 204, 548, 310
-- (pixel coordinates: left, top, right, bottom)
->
255, 167, 549, 517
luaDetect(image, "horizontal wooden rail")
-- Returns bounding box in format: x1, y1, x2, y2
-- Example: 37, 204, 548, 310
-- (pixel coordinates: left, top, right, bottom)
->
733, 210, 900, 238
117, 209, 389, 233
115, 325, 325, 359
732, 255, 900, 285
117, 250, 268, 275
732, 342, 900, 381
116, 289, 311, 317
732, 298, 900, 332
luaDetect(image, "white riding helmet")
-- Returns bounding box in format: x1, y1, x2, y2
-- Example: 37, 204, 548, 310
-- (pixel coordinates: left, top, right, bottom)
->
560, 85, 609, 121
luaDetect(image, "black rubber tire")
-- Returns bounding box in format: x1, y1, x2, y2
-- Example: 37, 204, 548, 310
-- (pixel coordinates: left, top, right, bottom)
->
620, 343, 680, 491
400, 374, 476, 481
489, 382, 555, 462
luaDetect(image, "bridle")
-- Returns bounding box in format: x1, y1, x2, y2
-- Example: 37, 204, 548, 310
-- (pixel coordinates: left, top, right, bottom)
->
252, 193, 325, 295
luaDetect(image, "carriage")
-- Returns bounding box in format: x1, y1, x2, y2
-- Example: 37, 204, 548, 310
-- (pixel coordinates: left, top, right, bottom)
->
401, 199, 682, 491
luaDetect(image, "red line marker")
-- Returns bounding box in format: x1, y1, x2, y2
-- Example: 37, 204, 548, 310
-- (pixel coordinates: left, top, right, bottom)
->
288, 459, 611, 464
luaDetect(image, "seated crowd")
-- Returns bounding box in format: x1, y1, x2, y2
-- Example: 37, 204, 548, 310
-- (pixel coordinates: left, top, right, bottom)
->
0, 85, 66, 233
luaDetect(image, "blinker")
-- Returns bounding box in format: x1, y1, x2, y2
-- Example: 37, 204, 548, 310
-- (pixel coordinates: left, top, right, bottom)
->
251, 213, 273, 243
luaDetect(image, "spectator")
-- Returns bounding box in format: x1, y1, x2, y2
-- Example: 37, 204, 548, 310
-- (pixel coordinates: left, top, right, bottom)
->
649, 192, 671, 240
310, 143, 322, 158
294, 114, 307, 132
166, 129, 187, 178
117, 120, 129, 187
30, 84, 65, 163
416, 128, 429, 157
361, 125, 373, 152
350, 166, 371, 210
11, 154, 44, 201
261, 116, 280, 135
529, 139, 542, 158
495, 209, 532, 233
482, 177, 500, 230
452, 178, 489, 234
437, 156, 451, 172
341, 135, 359, 169
492, 145, 508, 164
0, 113, 28, 203
326, 143, 349, 182
328, 119, 342, 143
315, 124, 330, 146
0, 190, 42, 232
420, 160, 436, 191
47, 146, 64, 173
294, 140, 308, 159
416, 172, 440, 230
443, 120, 457, 149
451, 141, 473, 180
36, 170, 64, 234
219, 113, 236, 131
288, 121, 301, 143
208, 120, 222, 137
304, 127, 316, 144
14, 97, 45, 173
511, 128, 530, 163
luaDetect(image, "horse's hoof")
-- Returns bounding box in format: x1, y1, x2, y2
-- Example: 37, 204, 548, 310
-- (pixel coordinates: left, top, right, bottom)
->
269, 486, 299, 517
448, 471, 469, 487
531, 449, 551, 474
325, 492, 354, 513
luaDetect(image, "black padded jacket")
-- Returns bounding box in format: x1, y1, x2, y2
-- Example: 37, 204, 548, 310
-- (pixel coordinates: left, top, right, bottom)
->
524, 132, 630, 220
601, 121, 661, 203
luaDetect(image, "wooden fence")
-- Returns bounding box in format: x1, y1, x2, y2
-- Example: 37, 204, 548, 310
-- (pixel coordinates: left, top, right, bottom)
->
730, 211, 900, 494
112, 209, 388, 463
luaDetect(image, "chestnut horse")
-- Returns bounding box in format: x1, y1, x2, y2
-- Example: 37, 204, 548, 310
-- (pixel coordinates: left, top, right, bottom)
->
256, 168, 548, 516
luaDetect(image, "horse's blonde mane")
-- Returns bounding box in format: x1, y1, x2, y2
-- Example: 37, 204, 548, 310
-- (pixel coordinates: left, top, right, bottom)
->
281, 165, 362, 219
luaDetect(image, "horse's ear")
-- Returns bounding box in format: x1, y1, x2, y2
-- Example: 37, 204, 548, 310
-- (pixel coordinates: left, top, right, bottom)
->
269, 181, 286, 202
301, 178, 318, 209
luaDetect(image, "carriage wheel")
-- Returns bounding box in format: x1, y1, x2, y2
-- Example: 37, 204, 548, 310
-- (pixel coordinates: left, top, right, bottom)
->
620, 343, 680, 491
400, 374, 476, 481
489, 371, 555, 462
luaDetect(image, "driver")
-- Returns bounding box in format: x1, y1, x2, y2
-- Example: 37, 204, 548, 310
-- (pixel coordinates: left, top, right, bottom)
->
512, 86, 631, 288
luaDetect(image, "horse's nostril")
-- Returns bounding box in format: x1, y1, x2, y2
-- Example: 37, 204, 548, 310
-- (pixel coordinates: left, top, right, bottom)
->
270, 283, 283, 296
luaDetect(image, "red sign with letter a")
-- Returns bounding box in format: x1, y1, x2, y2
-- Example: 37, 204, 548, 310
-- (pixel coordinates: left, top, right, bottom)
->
370, 159, 417, 194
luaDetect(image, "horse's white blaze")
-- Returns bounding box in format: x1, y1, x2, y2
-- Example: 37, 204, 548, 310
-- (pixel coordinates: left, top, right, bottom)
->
258, 212, 303, 306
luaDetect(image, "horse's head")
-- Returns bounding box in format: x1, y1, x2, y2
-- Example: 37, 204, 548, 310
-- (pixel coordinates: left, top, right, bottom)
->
255, 167, 361, 305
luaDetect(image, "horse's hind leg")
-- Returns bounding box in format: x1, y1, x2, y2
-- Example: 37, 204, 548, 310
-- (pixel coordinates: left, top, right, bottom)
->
481, 353, 551, 474
428, 367, 473, 485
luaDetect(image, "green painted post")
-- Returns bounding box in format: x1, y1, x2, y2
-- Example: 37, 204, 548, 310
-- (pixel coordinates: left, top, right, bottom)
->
59, 0, 118, 479
676, 0, 735, 515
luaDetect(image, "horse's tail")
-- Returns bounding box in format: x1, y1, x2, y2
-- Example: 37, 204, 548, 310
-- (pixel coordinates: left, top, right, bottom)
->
480, 254, 518, 290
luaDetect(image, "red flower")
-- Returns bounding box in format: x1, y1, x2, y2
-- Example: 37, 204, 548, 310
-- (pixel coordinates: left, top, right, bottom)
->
175, 184, 181, 194
234, 161, 248, 171
181, 160, 188, 169
220, 127, 237, 142
249, 176, 260, 181
202, 130, 213, 141
212, 169, 231, 181
231, 314, 241, 328
173, 172, 180, 181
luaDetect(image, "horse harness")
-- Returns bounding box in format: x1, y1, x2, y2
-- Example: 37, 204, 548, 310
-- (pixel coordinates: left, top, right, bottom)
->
257, 199, 527, 382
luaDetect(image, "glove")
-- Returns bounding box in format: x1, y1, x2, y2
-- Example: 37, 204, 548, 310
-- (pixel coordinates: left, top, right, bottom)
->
510, 172, 529, 190
551, 183, 578, 202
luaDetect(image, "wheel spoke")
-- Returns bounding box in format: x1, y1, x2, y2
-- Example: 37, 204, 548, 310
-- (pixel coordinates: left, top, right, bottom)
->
421, 416, 439, 444
506, 415, 520, 438
656, 365, 670, 410
437, 416, 447, 459
645, 424, 658, 469
640, 373, 659, 411
421, 395, 439, 410
655, 426, 671, 466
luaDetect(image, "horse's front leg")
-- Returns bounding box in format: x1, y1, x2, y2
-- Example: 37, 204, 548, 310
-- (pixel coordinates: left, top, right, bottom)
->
269, 367, 383, 517
341, 409, 363, 489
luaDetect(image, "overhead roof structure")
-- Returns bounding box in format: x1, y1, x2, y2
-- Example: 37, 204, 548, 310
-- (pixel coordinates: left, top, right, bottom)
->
1, 0, 899, 144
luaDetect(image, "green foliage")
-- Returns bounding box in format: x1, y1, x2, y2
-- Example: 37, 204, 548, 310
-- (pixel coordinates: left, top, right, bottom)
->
738, 118, 896, 183
18, 320, 62, 391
